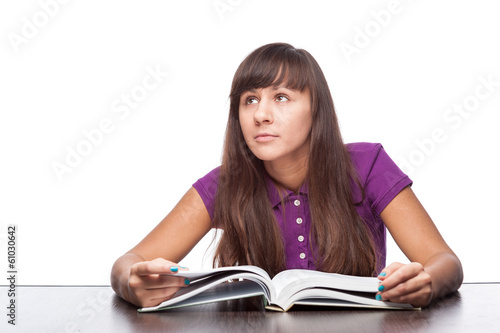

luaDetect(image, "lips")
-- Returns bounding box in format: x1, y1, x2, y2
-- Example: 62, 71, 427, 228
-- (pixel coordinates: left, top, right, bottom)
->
255, 133, 278, 142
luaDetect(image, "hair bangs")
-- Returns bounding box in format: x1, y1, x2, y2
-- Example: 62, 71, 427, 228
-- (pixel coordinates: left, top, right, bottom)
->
230, 44, 312, 99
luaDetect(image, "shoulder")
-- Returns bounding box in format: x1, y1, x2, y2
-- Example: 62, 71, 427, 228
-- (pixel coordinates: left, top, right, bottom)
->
192, 166, 221, 220
346, 142, 413, 215
193, 165, 220, 197
345, 142, 384, 176
345, 142, 405, 180
196, 165, 221, 184
346, 142, 382, 156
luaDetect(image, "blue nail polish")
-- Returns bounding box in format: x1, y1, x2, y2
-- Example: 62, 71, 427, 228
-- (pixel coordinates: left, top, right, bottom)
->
170, 266, 179, 273
378, 272, 386, 277
184, 278, 190, 285
378, 285, 385, 292
376, 294, 382, 301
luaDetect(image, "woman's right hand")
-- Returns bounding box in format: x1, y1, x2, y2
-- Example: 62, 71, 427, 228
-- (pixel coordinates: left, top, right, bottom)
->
127, 258, 190, 307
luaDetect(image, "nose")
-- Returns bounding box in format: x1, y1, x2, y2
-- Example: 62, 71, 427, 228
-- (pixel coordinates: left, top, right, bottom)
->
253, 98, 274, 125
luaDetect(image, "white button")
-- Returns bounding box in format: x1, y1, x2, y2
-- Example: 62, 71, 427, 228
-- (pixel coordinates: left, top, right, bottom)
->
294, 200, 301, 206
298, 235, 304, 242
296, 217, 303, 224
299, 253, 306, 259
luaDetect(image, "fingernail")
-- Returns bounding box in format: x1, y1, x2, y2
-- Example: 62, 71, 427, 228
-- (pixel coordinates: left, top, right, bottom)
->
184, 278, 190, 285
376, 294, 382, 301
378, 272, 386, 277
378, 285, 385, 291
180, 266, 188, 269
170, 266, 179, 273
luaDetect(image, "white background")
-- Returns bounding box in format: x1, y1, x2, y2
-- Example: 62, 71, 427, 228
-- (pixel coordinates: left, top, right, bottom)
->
0, 0, 498, 286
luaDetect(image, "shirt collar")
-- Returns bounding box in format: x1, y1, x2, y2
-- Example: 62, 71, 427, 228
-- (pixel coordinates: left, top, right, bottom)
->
264, 171, 363, 207
265, 172, 309, 208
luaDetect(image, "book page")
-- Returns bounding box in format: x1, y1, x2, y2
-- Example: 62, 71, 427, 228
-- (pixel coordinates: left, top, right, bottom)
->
140, 280, 268, 311
139, 269, 275, 312
286, 289, 418, 311
271, 269, 380, 301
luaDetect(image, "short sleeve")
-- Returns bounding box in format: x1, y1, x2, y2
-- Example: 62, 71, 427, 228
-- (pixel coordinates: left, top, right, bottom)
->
348, 143, 413, 216
192, 166, 220, 221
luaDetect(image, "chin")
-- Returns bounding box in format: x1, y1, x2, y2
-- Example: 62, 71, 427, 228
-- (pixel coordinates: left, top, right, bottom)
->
247, 150, 275, 162
247, 145, 286, 163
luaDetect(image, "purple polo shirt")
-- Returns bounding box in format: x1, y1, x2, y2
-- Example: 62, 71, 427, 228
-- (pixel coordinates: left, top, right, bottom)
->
192, 142, 412, 274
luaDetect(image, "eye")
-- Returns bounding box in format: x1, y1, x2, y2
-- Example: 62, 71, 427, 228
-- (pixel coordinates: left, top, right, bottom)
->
245, 97, 258, 105
276, 95, 289, 102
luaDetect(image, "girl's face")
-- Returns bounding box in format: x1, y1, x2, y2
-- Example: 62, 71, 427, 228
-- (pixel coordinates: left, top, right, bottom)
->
239, 85, 312, 166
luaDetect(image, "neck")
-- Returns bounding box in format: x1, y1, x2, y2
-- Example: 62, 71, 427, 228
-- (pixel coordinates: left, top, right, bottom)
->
264, 155, 308, 193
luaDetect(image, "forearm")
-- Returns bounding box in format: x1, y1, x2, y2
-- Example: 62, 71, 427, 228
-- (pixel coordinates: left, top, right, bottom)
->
423, 252, 463, 301
110, 252, 145, 303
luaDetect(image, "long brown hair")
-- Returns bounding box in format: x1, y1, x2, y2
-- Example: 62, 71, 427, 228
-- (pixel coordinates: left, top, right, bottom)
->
213, 43, 376, 277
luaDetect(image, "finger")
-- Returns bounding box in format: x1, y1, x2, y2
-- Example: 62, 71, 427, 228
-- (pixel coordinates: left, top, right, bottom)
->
130, 273, 191, 290
132, 260, 180, 276
143, 275, 191, 290
134, 285, 185, 308
378, 270, 432, 303
151, 258, 190, 274
377, 262, 404, 281
378, 262, 423, 292
149, 286, 186, 303
380, 283, 432, 307
379, 275, 423, 299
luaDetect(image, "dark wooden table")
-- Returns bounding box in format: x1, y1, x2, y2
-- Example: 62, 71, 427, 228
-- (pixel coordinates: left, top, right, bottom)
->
1, 283, 499, 332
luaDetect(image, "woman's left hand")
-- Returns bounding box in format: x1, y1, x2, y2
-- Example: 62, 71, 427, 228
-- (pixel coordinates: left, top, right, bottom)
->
376, 262, 433, 307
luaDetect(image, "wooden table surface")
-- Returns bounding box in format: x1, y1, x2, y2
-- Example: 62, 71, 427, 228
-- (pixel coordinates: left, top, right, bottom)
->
1, 283, 499, 332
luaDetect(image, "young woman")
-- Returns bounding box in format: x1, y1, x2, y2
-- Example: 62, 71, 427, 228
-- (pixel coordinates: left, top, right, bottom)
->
111, 43, 463, 309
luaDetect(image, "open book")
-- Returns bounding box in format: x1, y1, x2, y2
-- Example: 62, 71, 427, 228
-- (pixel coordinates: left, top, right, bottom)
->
138, 265, 419, 312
